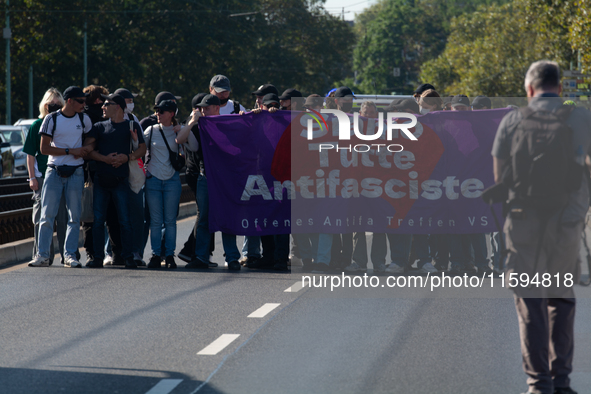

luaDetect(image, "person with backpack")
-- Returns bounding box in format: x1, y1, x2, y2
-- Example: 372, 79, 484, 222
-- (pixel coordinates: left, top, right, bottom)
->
143, 99, 184, 270
491, 60, 591, 394
209, 75, 245, 115
28, 86, 93, 268
24, 87, 69, 266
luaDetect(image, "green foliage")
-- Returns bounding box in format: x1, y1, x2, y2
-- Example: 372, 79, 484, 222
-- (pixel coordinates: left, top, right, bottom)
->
350, 0, 510, 94
0, 0, 355, 122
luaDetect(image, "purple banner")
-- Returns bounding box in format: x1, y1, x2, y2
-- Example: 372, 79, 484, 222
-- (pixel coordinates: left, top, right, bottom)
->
199, 109, 510, 236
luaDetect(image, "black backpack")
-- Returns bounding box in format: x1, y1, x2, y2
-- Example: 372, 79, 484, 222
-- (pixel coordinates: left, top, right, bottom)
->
501, 105, 582, 213
50, 111, 86, 136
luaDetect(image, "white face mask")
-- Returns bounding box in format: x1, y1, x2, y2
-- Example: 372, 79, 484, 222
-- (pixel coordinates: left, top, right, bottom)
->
126, 103, 135, 113
420, 107, 431, 115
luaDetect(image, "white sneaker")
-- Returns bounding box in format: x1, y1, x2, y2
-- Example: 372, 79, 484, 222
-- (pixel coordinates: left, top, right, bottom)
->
104, 255, 114, 265
344, 262, 362, 272
28, 256, 50, 267
420, 262, 438, 273
64, 256, 82, 268
385, 263, 405, 274
373, 263, 387, 273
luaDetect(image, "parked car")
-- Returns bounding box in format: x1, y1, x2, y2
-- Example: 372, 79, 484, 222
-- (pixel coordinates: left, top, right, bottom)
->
0, 126, 28, 178
0, 133, 14, 178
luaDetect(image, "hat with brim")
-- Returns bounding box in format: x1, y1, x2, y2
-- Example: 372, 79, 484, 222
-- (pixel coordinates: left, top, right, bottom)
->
63, 86, 89, 100
262, 93, 280, 106
210, 75, 231, 93
114, 88, 136, 100
101, 93, 126, 111
334, 86, 355, 98
196, 94, 221, 107
153, 99, 178, 112
278, 88, 303, 101
451, 95, 471, 108
252, 84, 279, 96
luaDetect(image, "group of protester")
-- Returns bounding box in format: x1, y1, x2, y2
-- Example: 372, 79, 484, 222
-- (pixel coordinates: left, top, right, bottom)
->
23, 75, 505, 273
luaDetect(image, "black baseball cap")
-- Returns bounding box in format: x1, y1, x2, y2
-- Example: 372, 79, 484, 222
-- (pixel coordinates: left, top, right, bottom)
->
262, 93, 280, 106
451, 94, 471, 108
472, 95, 492, 109
154, 91, 176, 105
153, 99, 178, 112
192, 93, 208, 109
252, 84, 279, 96
334, 86, 355, 98
210, 75, 232, 93
114, 88, 135, 100
63, 86, 89, 100
101, 93, 126, 111
413, 83, 435, 95
196, 94, 221, 107
278, 88, 303, 101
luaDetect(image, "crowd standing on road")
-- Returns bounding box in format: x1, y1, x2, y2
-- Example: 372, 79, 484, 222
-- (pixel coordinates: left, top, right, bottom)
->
21, 61, 591, 394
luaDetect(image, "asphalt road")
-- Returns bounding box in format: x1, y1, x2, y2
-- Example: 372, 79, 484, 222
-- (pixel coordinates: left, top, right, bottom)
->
1, 216, 590, 394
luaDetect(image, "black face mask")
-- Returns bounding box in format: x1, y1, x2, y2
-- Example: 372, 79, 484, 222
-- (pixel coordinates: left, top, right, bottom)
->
339, 103, 353, 113
280, 106, 288, 111
47, 104, 61, 113
219, 97, 229, 105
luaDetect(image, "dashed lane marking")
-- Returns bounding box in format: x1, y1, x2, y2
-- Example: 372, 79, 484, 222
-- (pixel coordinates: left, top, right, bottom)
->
284, 281, 303, 293
248, 303, 280, 318
197, 334, 240, 355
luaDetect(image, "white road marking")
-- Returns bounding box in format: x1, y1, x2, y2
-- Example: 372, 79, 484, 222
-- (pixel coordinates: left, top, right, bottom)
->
197, 334, 240, 355
248, 303, 280, 318
145, 379, 183, 394
284, 280, 304, 292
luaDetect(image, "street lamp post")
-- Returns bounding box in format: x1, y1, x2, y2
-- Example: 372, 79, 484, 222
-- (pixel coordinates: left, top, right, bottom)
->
4, 0, 11, 125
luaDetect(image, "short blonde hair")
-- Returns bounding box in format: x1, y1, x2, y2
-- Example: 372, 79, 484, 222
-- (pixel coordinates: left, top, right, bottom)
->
38, 88, 64, 118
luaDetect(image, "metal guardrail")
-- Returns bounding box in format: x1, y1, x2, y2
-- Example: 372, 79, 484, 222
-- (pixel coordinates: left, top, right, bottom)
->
0, 178, 195, 245
0, 207, 34, 244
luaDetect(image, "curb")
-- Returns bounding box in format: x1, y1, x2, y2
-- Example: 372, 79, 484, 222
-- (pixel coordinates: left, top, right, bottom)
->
0, 202, 196, 269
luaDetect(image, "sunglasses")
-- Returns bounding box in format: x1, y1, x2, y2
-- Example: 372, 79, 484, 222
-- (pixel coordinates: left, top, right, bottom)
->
157, 109, 171, 115
103, 102, 117, 107
73, 98, 85, 104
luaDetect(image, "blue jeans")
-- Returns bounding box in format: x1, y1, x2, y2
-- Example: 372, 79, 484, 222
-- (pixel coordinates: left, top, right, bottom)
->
242, 236, 261, 258
32, 176, 68, 263
194, 175, 240, 262
38, 166, 84, 259
145, 172, 182, 257
93, 175, 133, 260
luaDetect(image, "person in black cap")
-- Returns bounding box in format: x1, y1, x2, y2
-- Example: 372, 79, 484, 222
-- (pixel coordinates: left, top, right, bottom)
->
252, 84, 279, 109
176, 94, 242, 271
28, 86, 94, 268
142, 99, 183, 270
471, 95, 492, 110
413, 83, 436, 102
114, 88, 145, 265
278, 88, 303, 111
114, 88, 140, 123
209, 75, 245, 115
82, 94, 146, 269
177, 93, 217, 267
451, 94, 471, 111
334, 86, 355, 113
139, 91, 178, 131
256, 93, 280, 112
